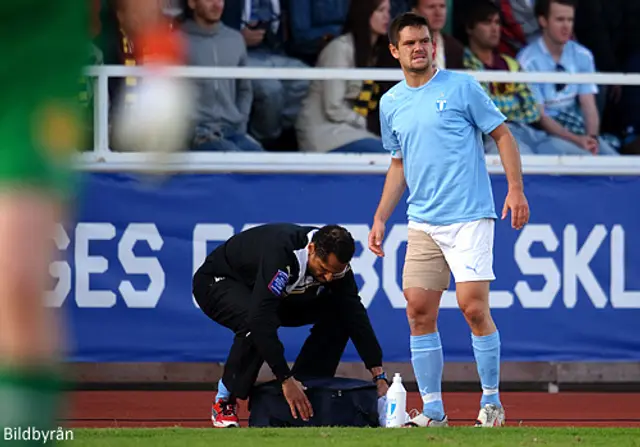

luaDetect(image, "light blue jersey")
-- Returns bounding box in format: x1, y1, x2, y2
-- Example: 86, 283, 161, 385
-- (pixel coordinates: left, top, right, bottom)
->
517, 38, 598, 119
379, 69, 506, 226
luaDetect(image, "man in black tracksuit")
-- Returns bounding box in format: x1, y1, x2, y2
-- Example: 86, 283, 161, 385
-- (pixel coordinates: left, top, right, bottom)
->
192, 223, 388, 428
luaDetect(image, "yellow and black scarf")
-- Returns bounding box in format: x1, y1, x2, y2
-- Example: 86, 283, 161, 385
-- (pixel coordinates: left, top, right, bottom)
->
353, 80, 381, 118
119, 28, 139, 106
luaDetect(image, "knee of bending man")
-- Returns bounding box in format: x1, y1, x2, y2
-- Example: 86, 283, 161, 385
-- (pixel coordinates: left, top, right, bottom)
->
405, 288, 440, 333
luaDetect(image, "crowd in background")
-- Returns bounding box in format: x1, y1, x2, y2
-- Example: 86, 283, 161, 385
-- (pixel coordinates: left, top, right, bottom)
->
86, 0, 640, 155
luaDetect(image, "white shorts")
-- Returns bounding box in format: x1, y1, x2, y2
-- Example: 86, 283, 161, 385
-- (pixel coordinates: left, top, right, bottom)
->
406, 218, 495, 287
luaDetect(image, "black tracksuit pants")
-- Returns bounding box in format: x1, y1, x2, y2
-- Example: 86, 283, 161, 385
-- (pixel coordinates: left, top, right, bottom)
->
193, 272, 350, 400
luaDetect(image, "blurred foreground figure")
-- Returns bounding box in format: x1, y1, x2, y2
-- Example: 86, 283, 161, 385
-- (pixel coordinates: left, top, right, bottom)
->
0, 1, 185, 443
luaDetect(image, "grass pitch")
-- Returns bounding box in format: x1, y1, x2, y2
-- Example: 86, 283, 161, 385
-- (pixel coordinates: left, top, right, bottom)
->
62, 427, 640, 447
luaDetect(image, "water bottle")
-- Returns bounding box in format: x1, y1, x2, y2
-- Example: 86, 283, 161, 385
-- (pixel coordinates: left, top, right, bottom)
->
385, 373, 407, 427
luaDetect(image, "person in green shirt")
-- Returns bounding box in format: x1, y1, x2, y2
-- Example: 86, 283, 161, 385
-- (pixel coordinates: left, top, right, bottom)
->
0, 2, 88, 444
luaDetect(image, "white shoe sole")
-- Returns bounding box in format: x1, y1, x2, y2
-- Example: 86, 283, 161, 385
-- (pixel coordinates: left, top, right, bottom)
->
212, 418, 240, 428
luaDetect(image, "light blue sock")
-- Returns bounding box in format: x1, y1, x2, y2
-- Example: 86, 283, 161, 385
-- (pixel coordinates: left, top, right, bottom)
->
410, 332, 445, 421
216, 378, 230, 402
472, 331, 502, 408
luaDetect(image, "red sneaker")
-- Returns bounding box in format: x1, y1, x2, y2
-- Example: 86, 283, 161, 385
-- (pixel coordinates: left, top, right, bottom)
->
211, 399, 240, 428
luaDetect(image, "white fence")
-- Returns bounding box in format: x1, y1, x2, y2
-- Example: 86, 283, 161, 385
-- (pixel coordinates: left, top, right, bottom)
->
78, 65, 640, 175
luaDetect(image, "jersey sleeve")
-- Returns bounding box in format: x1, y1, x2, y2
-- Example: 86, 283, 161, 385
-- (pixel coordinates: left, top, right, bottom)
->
465, 77, 507, 135
576, 47, 598, 95
517, 53, 546, 106
246, 247, 294, 383
328, 269, 383, 370
380, 96, 402, 159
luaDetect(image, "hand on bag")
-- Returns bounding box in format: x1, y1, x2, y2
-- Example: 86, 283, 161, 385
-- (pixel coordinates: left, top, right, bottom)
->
282, 377, 314, 421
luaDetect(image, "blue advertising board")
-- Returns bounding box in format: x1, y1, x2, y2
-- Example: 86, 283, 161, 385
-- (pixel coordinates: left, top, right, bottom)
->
52, 173, 640, 363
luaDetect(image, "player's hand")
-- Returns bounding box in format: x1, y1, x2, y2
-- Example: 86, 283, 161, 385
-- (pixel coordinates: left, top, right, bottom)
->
282, 377, 314, 421
502, 188, 529, 230
368, 220, 386, 257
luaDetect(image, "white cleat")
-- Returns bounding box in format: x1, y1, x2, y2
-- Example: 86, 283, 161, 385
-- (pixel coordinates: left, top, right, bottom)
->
403, 409, 449, 427
474, 404, 505, 427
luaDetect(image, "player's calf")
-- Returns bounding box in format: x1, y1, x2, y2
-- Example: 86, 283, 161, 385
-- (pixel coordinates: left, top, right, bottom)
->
457, 282, 503, 414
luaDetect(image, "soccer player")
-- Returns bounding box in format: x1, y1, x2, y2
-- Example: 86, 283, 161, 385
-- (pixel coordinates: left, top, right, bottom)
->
0, 2, 184, 442
368, 12, 530, 428
193, 223, 389, 428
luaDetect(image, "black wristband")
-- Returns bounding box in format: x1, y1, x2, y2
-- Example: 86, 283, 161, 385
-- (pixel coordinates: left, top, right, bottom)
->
372, 372, 388, 384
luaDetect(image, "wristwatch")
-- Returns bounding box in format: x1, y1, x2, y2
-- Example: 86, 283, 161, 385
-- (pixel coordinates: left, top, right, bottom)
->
372, 372, 388, 385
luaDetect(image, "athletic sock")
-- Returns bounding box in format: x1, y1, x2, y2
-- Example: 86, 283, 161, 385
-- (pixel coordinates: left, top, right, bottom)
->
410, 332, 445, 421
472, 330, 502, 408
216, 378, 230, 402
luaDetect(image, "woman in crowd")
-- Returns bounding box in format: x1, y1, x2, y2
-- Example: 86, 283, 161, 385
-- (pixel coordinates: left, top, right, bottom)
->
296, 0, 392, 153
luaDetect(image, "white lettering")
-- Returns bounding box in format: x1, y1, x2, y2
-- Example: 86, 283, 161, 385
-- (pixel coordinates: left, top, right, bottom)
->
342, 224, 378, 308
4, 427, 11, 440
382, 224, 408, 309
75, 223, 117, 308
563, 225, 607, 308
46, 224, 71, 307
610, 225, 640, 308
440, 291, 514, 309
118, 224, 165, 308
514, 225, 561, 308
192, 224, 235, 307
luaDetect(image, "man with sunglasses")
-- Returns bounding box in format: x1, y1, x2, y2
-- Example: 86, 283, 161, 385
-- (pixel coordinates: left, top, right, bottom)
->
193, 223, 388, 428
462, 1, 585, 155
517, 0, 619, 155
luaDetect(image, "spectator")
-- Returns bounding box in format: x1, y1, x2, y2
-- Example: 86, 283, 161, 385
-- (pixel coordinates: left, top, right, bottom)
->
180, 0, 262, 151
221, 0, 309, 150
295, 0, 391, 153
618, 1, 640, 150
496, 0, 539, 57
95, 0, 143, 117
517, 0, 619, 155
411, 0, 464, 69
96, 0, 173, 151
285, 0, 351, 66
463, 1, 584, 155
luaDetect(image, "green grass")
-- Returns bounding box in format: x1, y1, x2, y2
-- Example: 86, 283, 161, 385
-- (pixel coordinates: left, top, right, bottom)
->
59, 427, 640, 447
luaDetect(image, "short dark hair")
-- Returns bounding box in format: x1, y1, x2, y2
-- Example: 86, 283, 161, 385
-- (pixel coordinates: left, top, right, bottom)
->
312, 225, 355, 264
388, 12, 431, 47
464, 1, 500, 31
534, 0, 577, 18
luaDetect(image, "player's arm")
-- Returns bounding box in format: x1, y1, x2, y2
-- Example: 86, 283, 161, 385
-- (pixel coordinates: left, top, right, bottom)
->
466, 79, 529, 229
370, 97, 406, 256
373, 158, 406, 225
489, 123, 524, 192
